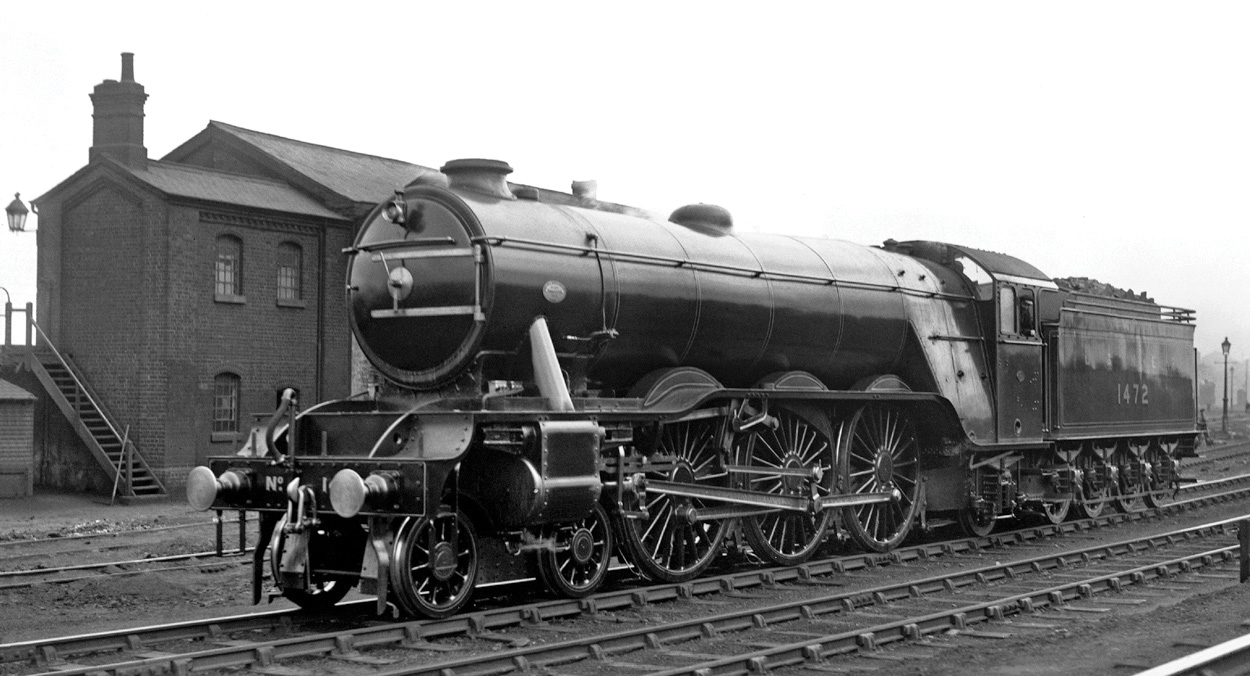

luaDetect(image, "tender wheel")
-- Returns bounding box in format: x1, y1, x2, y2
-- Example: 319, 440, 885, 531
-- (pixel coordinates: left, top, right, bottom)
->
1144, 441, 1179, 508
957, 507, 996, 537
537, 503, 613, 598
1073, 452, 1109, 519
390, 508, 478, 618
615, 415, 733, 582
839, 403, 921, 552
1039, 499, 1071, 524
735, 405, 836, 565
268, 514, 355, 610
1113, 445, 1146, 513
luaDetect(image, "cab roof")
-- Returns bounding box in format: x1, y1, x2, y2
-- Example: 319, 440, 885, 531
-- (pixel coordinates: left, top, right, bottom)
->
885, 240, 1054, 287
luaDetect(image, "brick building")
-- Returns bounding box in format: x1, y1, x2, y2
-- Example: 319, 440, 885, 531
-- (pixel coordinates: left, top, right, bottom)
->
0, 378, 36, 498
27, 54, 436, 494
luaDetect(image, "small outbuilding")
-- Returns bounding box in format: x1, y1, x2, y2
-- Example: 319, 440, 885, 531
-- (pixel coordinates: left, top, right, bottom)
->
0, 378, 36, 498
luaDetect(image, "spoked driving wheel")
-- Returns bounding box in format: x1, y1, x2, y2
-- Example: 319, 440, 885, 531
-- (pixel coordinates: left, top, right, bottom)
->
389, 508, 478, 618
735, 405, 836, 565
537, 503, 613, 598
615, 415, 733, 582
1144, 440, 1179, 508
839, 403, 921, 552
268, 514, 356, 610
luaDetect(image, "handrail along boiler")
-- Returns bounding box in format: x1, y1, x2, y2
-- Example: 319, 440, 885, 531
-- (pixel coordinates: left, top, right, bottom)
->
187, 159, 1199, 618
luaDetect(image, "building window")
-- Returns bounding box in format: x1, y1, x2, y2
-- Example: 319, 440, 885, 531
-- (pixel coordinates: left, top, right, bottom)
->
277, 242, 302, 302
212, 372, 241, 435
215, 235, 243, 301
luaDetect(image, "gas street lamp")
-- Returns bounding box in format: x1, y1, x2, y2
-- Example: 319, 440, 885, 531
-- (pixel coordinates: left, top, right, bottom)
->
6, 193, 32, 232
1222, 337, 1231, 435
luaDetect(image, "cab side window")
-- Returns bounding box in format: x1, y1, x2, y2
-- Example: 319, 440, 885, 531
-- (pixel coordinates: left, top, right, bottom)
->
999, 285, 1040, 338
1019, 292, 1037, 338
998, 286, 1017, 335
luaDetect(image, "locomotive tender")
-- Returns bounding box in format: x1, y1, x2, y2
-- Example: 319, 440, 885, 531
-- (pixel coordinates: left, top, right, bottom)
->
187, 159, 1198, 618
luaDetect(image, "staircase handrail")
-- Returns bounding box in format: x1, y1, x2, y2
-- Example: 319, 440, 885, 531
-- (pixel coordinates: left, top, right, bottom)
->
27, 321, 166, 496
30, 321, 131, 444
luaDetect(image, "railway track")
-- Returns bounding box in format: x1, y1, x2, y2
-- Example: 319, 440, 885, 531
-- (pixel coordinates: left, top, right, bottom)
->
1184, 439, 1250, 475
0, 516, 243, 550
4, 472, 1250, 676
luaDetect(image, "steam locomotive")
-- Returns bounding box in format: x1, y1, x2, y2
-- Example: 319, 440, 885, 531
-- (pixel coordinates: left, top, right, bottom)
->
186, 159, 1198, 618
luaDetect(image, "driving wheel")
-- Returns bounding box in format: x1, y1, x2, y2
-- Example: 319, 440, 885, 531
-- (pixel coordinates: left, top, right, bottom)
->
735, 405, 836, 565
614, 415, 733, 582
839, 403, 921, 552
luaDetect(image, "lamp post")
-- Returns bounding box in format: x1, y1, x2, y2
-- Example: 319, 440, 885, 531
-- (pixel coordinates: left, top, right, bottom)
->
6, 193, 31, 232
1222, 337, 1231, 435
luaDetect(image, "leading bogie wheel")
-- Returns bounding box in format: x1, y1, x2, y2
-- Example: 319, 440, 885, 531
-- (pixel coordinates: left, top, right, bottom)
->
389, 508, 478, 618
537, 503, 613, 598
267, 514, 355, 611
614, 415, 733, 582
735, 405, 836, 565
838, 403, 922, 552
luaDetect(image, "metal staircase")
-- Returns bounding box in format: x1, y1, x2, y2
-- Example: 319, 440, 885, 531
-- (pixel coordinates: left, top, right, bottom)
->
26, 326, 166, 500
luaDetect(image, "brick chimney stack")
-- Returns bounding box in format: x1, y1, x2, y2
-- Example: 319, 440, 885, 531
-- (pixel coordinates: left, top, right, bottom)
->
89, 52, 148, 169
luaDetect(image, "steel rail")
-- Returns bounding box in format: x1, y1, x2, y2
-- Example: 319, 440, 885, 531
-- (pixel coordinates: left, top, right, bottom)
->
1136, 632, 1250, 676
5, 472, 1249, 669
0, 553, 250, 591
0, 517, 242, 549
16, 513, 1246, 676
0, 549, 249, 580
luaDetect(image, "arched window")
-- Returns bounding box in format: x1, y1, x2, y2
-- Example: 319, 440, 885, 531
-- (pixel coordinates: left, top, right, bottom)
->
215, 235, 243, 298
212, 372, 241, 434
277, 242, 302, 301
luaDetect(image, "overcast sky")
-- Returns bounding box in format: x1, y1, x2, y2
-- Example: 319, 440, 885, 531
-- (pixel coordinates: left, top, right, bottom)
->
1, 2, 1246, 361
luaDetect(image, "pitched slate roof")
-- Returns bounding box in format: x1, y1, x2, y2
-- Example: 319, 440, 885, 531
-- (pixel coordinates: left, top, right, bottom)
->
207, 122, 435, 205
0, 379, 35, 401
128, 160, 345, 220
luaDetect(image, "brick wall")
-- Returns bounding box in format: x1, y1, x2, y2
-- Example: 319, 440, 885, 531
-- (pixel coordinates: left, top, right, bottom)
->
158, 208, 354, 488
60, 183, 165, 475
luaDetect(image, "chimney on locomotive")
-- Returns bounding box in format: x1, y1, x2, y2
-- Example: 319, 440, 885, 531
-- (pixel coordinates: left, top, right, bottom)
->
440, 159, 515, 200
571, 180, 598, 201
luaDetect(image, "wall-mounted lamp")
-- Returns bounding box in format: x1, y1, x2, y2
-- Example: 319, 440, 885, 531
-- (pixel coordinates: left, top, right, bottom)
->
6, 193, 36, 233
